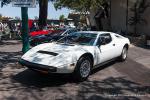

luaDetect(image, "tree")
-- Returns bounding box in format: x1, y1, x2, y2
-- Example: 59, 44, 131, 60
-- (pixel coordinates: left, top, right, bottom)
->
54, 0, 107, 30
34, 16, 39, 20
79, 15, 87, 24
38, 0, 48, 30
0, 13, 2, 21
1, 0, 11, 7
54, 0, 104, 14
15, 16, 21, 20
59, 14, 65, 21
129, 0, 150, 36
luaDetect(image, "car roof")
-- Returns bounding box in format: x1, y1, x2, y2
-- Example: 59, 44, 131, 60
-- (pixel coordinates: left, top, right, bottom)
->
58, 28, 76, 30
77, 31, 113, 35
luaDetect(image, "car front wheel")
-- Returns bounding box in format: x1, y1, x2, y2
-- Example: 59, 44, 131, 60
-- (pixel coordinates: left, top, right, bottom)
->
73, 57, 92, 81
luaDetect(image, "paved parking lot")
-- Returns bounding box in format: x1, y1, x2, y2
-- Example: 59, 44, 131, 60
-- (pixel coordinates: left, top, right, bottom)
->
0, 40, 150, 100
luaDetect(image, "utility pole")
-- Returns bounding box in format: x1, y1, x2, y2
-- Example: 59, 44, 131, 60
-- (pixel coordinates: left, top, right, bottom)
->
21, 7, 29, 54
12, 0, 36, 53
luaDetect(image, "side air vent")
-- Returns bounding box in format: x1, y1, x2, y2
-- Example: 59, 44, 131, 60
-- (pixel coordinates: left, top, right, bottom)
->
37, 50, 58, 56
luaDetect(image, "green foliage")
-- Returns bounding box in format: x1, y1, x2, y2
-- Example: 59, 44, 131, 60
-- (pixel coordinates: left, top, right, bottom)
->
54, 0, 105, 13
59, 14, 65, 21
1, 0, 11, 7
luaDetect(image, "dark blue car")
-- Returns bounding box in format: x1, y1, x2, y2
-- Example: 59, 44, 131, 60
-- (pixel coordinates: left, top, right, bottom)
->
30, 28, 78, 46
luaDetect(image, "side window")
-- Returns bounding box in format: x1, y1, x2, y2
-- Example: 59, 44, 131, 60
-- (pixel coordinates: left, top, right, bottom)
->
97, 33, 112, 45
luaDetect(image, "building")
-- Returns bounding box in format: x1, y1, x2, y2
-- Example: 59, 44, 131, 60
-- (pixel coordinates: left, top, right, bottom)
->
68, 12, 81, 26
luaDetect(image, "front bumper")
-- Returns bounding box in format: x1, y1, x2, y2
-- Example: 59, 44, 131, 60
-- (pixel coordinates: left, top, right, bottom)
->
19, 59, 57, 73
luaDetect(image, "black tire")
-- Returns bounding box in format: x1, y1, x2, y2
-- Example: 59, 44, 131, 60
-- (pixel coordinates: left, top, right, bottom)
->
119, 46, 128, 61
73, 56, 92, 81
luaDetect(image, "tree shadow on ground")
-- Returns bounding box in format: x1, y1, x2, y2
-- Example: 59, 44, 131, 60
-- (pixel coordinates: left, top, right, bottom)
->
9, 74, 150, 100
0, 51, 22, 68
74, 77, 150, 100
0, 40, 21, 46
11, 61, 150, 100
135, 44, 150, 50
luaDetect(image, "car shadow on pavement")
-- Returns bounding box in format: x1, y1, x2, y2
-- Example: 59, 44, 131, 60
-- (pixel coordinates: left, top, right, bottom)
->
12, 60, 117, 88
12, 69, 74, 88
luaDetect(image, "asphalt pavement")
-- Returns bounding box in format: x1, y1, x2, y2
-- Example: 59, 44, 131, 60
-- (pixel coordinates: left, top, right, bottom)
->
0, 40, 150, 100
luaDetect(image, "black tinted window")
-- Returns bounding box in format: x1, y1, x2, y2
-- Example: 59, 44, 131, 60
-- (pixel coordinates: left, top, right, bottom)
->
97, 33, 112, 45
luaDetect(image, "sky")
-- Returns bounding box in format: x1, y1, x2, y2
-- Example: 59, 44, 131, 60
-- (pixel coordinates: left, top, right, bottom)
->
0, 2, 71, 19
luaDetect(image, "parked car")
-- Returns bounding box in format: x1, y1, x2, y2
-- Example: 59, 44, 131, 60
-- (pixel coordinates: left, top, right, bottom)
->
30, 28, 78, 46
19, 31, 130, 81
30, 29, 54, 37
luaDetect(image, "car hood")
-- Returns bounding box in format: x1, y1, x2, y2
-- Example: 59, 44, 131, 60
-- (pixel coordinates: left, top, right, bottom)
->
22, 43, 95, 67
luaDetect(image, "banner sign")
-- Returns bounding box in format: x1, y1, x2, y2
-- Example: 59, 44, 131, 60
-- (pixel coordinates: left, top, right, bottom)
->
12, 0, 36, 8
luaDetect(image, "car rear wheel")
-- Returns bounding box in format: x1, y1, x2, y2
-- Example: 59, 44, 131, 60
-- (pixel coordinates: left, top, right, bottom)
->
73, 56, 92, 81
120, 47, 128, 61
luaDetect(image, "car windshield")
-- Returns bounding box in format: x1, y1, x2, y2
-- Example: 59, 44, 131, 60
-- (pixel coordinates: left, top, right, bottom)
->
57, 32, 97, 46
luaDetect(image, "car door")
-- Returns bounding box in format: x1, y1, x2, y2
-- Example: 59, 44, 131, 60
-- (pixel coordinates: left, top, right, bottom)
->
111, 34, 125, 57
96, 33, 116, 63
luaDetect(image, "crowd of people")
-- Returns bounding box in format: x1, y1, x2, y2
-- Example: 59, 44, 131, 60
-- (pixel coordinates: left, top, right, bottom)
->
0, 21, 33, 40
0, 22, 10, 34
0, 20, 91, 41
0, 22, 21, 37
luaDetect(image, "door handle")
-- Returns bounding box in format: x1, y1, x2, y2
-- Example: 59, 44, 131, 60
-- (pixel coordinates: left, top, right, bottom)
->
113, 44, 115, 46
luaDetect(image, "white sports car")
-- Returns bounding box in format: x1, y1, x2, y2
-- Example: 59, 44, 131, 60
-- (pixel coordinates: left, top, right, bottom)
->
19, 31, 130, 81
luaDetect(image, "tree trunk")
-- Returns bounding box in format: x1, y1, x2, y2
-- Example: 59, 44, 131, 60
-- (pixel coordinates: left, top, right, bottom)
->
39, 0, 48, 30
145, 35, 150, 45
85, 15, 90, 26
89, 9, 97, 31
134, 24, 137, 36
